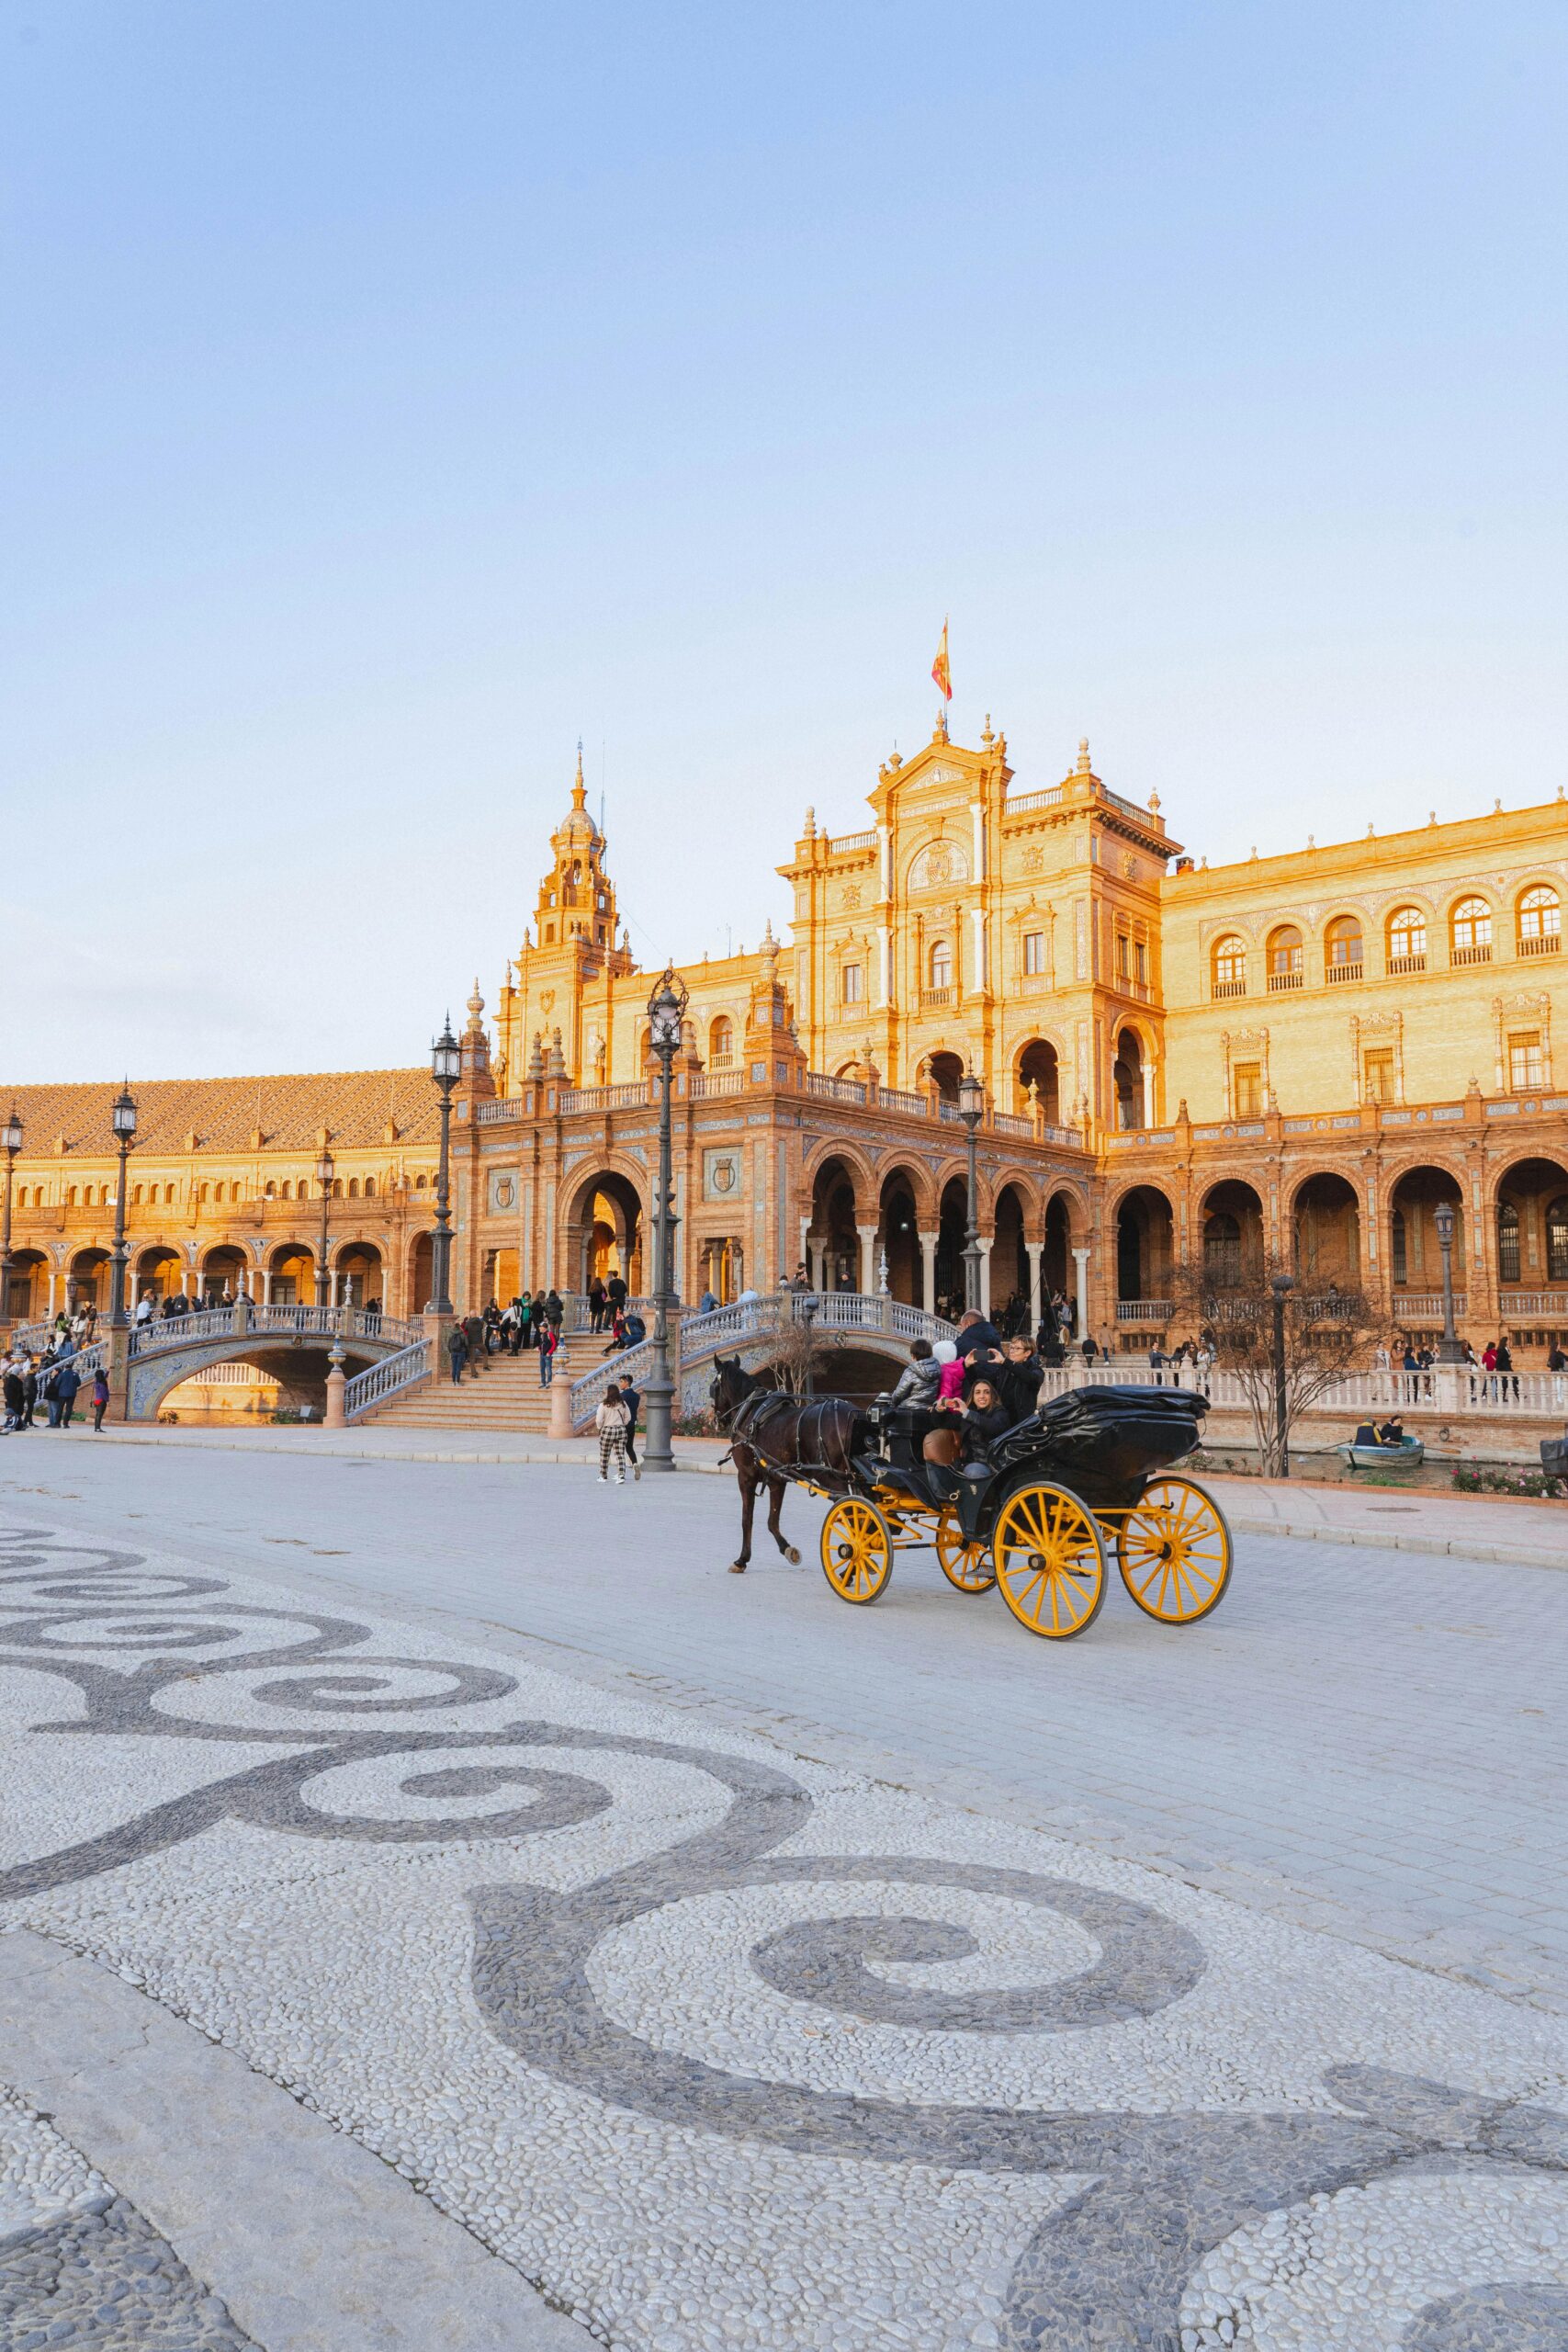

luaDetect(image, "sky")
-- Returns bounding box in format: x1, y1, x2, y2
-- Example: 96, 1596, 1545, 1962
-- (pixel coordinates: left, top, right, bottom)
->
3, 1, 1566, 1083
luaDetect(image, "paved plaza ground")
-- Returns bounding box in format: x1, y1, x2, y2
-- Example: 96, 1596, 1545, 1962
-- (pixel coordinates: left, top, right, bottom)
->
1, 1441, 1566, 2347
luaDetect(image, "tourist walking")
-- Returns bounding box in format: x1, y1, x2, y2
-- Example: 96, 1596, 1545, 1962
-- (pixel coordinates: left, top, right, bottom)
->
619, 1375, 642, 1477
588, 1277, 607, 1334
595, 1381, 631, 1483
52, 1361, 80, 1429
90, 1367, 110, 1430
446, 1323, 468, 1385
538, 1320, 558, 1386
3, 1363, 24, 1433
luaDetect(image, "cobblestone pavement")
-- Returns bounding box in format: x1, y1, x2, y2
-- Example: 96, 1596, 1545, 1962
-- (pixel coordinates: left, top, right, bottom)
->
6, 1444, 1566, 2006
2, 1501, 1568, 2349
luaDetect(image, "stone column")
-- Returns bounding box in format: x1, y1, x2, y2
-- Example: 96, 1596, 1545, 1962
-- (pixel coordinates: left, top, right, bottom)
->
1072, 1246, 1090, 1347
918, 1231, 938, 1315
977, 1236, 994, 1316
1143, 1060, 1156, 1130
856, 1224, 877, 1295
1024, 1241, 1043, 1327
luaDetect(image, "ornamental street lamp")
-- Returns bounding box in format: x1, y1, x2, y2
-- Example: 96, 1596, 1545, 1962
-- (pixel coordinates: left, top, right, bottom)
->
957, 1068, 986, 1312
0, 1105, 21, 1323
429, 1018, 461, 1315
314, 1144, 335, 1307
1433, 1198, 1464, 1364
107, 1084, 138, 1331
1269, 1270, 1294, 1478
642, 967, 689, 1473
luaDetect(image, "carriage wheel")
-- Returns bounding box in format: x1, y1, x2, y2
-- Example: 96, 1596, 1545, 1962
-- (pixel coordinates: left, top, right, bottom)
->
990, 1482, 1106, 1640
935, 1503, 996, 1594
819, 1498, 895, 1604
1113, 1476, 1233, 1624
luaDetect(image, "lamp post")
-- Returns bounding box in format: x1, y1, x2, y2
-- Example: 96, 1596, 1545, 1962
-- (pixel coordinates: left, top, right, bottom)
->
107, 1084, 138, 1331
642, 967, 688, 1473
429, 1018, 461, 1315
1433, 1198, 1464, 1364
0, 1106, 21, 1323
314, 1144, 334, 1307
957, 1069, 986, 1311
800, 1292, 819, 1400
1269, 1271, 1293, 1478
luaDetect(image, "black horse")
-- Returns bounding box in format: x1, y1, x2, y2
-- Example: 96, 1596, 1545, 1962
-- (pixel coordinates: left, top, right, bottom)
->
708, 1356, 864, 1574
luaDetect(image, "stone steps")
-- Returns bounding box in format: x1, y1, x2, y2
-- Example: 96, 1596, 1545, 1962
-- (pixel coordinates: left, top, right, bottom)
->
365, 1346, 583, 1432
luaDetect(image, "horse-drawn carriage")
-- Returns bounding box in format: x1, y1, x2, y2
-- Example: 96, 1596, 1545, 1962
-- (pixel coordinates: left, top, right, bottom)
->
711, 1359, 1233, 1641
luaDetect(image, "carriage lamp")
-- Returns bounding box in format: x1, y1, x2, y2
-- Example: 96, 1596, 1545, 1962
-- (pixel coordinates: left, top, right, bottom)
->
1432, 1198, 1463, 1363
432, 1022, 462, 1086
314, 1144, 335, 1306
0, 1106, 20, 1324
957, 1069, 985, 1126
643, 969, 690, 1474
428, 1017, 460, 1316
107, 1082, 139, 1331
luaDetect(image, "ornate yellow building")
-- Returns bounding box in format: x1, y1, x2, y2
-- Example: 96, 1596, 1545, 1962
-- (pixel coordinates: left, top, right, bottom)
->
4, 716, 1566, 1360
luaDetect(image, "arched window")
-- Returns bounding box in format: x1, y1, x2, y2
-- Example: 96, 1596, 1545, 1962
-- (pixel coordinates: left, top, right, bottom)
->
66, 1186, 78, 1207
1496, 1200, 1521, 1285
1518, 886, 1562, 956
1325, 916, 1363, 981
1390, 1207, 1407, 1285
281, 1181, 293, 1201
415, 1171, 428, 1191
1266, 926, 1303, 990
929, 939, 953, 990
1549, 1196, 1568, 1283
131, 1185, 142, 1205
1387, 905, 1427, 970
347, 1178, 359, 1198
364, 1176, 376, 1198
1211, 937, 1247, 999
265, 1182, 276, 1199
709, 1015, 735, 1067
1450, 897, 1493, 961
199, 1183, 209, 1203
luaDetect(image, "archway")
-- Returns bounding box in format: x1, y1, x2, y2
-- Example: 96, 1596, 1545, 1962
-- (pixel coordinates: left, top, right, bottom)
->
409, 1232, 434, 1315
335, 1243, 383, 1309
1113, 1029, 1146, 1131
267, 1243, 316, 1307
5, 1248, 48, 1323
877, 1166, 924, 1305
1494, 1156, 1568, 1290
200, 1245, 250, 1305
1115, 1187, 1174, 1309
1043, 1192, 1074, 1303
1201, 1180, 1265, 1290
920, 1051, 964, 1108
1015, 1039, 1060, 1123
68, 1249, 110, 1310
992, 1183, 1030, 1329
1387, 1166, 1464, 1306
936, 1175, 969, 1317
808, 1155, 863, 1291
1292, 1172, 1360, 1290
565, 1170, 644, 1295
133, 1245, 185, 1308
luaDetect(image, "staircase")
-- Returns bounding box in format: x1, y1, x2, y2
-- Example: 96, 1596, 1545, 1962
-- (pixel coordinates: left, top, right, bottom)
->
360, 1341, 585, 1434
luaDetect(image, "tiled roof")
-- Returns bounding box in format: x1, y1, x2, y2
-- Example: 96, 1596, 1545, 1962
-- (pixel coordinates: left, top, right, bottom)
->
0, 1069, 441, 1158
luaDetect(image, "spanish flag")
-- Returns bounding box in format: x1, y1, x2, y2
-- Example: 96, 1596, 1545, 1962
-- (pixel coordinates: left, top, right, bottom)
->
931, 619, 952, 702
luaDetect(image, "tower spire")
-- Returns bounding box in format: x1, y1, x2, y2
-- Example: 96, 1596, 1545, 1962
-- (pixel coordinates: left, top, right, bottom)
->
571, 738, 586, 811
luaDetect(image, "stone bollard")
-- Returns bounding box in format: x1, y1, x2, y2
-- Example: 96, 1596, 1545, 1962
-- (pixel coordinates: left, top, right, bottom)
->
548, 1363, 574, 1440
323, 1363, 346, 1429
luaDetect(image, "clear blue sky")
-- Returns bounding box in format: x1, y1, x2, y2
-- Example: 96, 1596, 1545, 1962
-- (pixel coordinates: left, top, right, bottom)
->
4, 1, 1565, 1082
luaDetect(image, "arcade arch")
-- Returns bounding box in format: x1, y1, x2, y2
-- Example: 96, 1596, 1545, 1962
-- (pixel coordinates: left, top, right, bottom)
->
565, 1169, 644, 1293
1014, 1038, 1060, 1123
1115, 1185, 1174, 1308
1387, 1165, 1464, 1297
1201, 1179, 1265, 1289
1493, 1156, 1568, 1288
1292, 1171, 1360, 1288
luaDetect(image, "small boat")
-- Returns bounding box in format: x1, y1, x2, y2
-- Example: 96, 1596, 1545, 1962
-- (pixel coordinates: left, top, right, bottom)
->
1339, 1436, 1425, 1471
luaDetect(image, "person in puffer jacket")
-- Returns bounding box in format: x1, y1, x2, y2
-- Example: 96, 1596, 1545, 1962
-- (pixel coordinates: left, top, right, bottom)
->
887, 1339, 941, 1409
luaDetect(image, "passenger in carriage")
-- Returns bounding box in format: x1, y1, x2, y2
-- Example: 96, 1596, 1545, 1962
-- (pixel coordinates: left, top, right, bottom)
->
887, 1339, 941, 1411
955, 1377, 1013, 1464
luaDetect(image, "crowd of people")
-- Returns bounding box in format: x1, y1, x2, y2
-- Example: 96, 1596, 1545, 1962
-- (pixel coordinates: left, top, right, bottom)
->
3, 1310, 111, 1434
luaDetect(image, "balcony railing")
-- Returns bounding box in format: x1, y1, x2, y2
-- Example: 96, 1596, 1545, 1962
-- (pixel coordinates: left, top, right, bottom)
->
1004, 786, 1064, 814
1325, 961, 1363, 985
803, 1071, 867, 1105
1450, 944, 1493, 966
1212, 978, 1247, 1000
1387, 952, 1427, 976
1116, 1298, 1173, 1324
922, 986, 955, 1008
1517, 933, 1561, 957
828, 829, 877, 854
1267, 968, 1303, 992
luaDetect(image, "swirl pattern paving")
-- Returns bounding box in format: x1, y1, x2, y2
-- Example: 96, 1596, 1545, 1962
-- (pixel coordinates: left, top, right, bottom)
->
2, 1520, 1567, 2352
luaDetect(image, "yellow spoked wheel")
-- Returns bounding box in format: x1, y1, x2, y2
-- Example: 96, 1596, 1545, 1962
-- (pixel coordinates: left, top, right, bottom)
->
1113, 1476, 1233, 1624
990, 1482, 1106, 1640
819, 1497, 895, 1604
935, 1503, 996, 1594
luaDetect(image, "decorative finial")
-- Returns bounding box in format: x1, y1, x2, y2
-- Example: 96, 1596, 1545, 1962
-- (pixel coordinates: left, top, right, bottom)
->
1367, 822, 1375, 836
1306, 834, 1314, 850
1494, 797, 1503, 813
1148, 788, 1161, 813
571, 741, 586, 810
1077, 737, 1091, 775
981, 712, 994, 747
468, 978, 483, 1023
804, 804, 816, 837
1249, 846, 1258, 860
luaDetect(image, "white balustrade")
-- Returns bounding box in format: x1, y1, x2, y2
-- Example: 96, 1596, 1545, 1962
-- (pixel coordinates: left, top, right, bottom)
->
567, 1338, 659, 1423
344, 1340, 431, 1420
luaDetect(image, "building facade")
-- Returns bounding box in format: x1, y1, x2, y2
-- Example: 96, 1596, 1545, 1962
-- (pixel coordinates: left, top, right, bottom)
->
4, 718, 1566, 1356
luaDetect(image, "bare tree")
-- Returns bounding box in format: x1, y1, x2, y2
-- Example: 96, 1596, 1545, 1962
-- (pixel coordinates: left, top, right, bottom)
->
763, 1300, 851, 1397
1169, 1257, 1396, 1476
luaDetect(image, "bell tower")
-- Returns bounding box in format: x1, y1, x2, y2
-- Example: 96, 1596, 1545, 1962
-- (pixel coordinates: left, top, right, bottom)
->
499, 746, 637, 1090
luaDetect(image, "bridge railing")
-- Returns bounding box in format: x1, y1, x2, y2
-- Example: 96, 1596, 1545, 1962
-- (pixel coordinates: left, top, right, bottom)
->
567, 1337, 659, 1425
344, 1340, 432, 1421
129, 1304, 419, 1357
